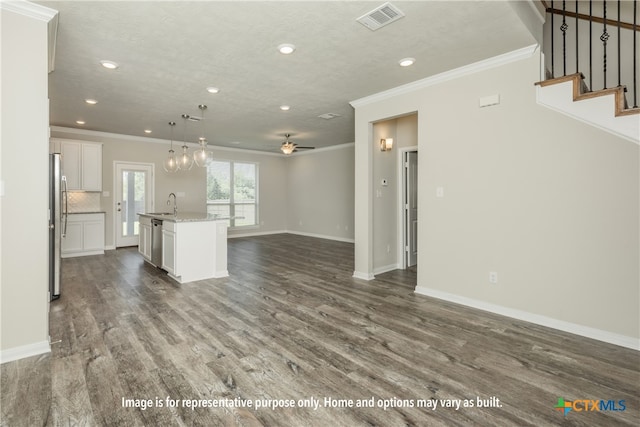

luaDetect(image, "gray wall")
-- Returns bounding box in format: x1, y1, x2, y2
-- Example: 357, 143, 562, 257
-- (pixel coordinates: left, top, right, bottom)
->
1, 7, 52, 358
354, 50, 639, 344
286, 144, 355, 242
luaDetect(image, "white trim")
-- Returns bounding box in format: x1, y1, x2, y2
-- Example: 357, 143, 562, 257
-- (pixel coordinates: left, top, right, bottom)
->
61, 249, 104, 258
104, 245, 116, 251
227, 229, 287, 239
50, 126, 351, 157
353, 271, 375, 281
0, 0, 58, 21
285, 143, 355, 157
351, 44, 539, 108
373, 263, 400, 275
51, 126, 179, 145
114, 161, 155, 248
286, 230, 354, 243
535, 84, 640, 144
414, 286, 640, 351
397, 146, 418, 270
0, 340, 50, 364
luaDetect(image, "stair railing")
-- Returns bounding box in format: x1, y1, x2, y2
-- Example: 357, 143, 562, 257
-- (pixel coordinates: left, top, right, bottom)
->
545, 0, 638, 109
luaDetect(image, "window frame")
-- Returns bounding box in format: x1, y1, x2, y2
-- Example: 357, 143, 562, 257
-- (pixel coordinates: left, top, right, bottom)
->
206, 159, 259, 229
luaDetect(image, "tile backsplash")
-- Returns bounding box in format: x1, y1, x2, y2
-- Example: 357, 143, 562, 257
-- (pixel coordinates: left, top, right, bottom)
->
67, 192, 102, 213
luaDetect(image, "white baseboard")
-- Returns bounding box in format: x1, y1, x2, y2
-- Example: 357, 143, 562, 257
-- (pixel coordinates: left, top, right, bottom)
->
286, 230, 355, 243
0, 340, 51, 364
373, 263, 400, 275
353, 271, 375, 280
227, 229, 287, 239
104, 245, 116, 251
414, 286, 639, 351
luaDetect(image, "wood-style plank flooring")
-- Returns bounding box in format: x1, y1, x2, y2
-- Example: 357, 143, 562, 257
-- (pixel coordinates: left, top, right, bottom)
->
1, 234, 639, 426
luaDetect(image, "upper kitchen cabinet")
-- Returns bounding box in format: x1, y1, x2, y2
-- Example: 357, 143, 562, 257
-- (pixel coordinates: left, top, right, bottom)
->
54, 139, 103, 191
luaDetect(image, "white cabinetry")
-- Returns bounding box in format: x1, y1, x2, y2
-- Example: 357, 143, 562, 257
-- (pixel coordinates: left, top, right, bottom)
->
62, 213, 105, 258
56, 139, 103, 191
138, 216, 152, 261
162, 221, 177, 275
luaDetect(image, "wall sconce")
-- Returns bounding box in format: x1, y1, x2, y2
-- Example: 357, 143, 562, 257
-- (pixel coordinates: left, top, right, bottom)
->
380, 138, 393, 151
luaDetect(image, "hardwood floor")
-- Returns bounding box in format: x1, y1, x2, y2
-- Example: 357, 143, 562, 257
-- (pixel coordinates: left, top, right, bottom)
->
1, 234, 639, 426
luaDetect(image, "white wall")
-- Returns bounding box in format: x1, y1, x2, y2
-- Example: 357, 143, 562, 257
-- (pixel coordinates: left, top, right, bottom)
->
286, 144, 355, 242
1, 5, 55, 361
353, 49, 639, 347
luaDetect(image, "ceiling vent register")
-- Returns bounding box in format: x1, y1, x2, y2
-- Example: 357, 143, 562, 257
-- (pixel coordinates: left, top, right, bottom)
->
356, 2, 405, 31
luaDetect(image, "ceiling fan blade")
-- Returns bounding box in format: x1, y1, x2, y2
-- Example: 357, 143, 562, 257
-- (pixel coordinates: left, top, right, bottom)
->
295, 146, 315, 149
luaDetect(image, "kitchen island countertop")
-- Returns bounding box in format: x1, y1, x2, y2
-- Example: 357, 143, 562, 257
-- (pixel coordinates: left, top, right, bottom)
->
138, 212, 228, 223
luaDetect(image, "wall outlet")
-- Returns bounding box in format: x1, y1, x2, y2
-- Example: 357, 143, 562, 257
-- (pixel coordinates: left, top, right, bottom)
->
489, 271, 498, 284
436, 186, 444, 198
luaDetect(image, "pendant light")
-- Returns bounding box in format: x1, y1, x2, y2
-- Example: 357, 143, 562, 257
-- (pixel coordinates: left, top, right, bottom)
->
193, 104, 212, 167
163, 121, 179, 173
178, 114, 194, 171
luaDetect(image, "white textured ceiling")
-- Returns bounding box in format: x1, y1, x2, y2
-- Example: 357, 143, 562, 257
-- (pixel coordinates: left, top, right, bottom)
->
40, 0, 537, 152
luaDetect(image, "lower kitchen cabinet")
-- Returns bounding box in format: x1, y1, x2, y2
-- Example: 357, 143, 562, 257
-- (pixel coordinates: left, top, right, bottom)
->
62, 213, 105, 258
162, 221, 176, 274
138, 215, 152, 261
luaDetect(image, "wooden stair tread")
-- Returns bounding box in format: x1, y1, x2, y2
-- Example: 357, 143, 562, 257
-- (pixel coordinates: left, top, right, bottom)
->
535, 73, 640, 117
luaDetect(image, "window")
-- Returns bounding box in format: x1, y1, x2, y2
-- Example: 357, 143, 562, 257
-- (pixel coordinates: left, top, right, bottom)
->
206, 160, 257, 228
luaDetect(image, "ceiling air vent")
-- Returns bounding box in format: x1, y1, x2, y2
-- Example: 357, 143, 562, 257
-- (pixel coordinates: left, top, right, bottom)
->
356, 2, 405, 31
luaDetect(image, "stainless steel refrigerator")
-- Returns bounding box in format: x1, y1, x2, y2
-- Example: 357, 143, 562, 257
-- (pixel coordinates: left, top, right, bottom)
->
49, 153, 67, 300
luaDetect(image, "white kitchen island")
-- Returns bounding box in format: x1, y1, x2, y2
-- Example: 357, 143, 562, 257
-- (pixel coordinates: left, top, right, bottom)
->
138, 212, 228, 284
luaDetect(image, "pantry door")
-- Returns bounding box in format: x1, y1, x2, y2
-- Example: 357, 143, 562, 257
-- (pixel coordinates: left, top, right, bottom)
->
115, 162, 154, 247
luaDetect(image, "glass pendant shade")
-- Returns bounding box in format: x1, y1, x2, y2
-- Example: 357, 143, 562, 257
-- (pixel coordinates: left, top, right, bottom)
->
164, 121, 179, 172
193, 104, 211, 167
164, 149, 179, 172
193, 138, 211, 167
178, 144, 193, 170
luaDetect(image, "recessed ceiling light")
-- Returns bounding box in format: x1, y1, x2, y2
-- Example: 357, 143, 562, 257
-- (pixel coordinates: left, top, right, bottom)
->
399, 57, 415, 67
85, 99, 98, 105
100, 60, 119, 70
231, 141, 242, 145
144, 129, 152, 134
76, 120, 85, 125
206, 87, 220, 94
278, 43, 296, 54
280, 105, 290, 111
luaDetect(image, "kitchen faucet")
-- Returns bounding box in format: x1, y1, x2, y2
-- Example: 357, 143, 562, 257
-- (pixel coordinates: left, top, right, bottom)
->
167, 193, 177, 216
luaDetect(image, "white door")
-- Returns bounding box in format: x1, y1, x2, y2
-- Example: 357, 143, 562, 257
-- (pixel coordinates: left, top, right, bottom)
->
115, 162, 154, 247
405, 151, 418, 267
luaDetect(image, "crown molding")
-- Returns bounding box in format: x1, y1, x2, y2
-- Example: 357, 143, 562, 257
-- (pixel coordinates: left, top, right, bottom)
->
0, 0, 58, 22
50, 126, 352, 158
285, 142, 354, 157
350, 44, 539, 108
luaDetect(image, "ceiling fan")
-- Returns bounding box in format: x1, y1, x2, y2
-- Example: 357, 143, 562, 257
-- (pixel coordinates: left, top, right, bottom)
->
280, 134, 315, 155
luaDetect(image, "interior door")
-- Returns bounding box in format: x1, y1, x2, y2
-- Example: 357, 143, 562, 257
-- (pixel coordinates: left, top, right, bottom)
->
405, 151, 418, 267
115, 162, 154, 247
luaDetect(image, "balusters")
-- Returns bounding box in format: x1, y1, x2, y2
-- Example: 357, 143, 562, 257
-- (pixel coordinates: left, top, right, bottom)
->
562, 1, 568, 76
589, 1, 593, 90
551, 0, 555, 77
576, 1, 579, 75
617, 0, 621, 88
547, 0, 637, 106
634, 0, 638, 108
601, 1, 609, 89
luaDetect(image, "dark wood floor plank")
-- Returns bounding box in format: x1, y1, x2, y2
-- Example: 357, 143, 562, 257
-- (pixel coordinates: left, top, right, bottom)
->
1, 233, 638, 426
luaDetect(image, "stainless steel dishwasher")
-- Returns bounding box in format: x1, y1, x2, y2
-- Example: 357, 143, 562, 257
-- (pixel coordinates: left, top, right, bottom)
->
151, 218, 163, 267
